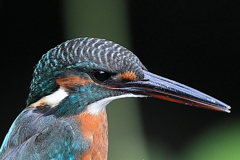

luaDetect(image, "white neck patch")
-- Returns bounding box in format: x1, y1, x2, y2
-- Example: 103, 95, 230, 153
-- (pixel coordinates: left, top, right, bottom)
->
29, 88, 68, 108
86, 94, 146, 115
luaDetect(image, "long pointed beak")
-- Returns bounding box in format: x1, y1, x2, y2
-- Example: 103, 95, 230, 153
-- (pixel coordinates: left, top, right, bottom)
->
112, 70, 231, 113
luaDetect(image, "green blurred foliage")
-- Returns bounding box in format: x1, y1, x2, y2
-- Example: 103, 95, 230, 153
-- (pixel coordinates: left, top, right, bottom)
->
184, 118, 240, 160
148, 118, 240, 160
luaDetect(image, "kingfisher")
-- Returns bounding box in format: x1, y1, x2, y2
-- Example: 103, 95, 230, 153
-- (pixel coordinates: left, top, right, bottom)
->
0, 37, 230, 160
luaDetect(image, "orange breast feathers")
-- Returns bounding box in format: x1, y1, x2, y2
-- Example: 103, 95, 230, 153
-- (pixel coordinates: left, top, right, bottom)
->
77, 110, 108, 160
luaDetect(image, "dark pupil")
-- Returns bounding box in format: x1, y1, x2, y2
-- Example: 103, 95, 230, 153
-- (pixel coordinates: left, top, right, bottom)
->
93, 71, 111, 81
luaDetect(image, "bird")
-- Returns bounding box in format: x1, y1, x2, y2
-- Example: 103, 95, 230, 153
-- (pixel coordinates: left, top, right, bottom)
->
0, 37, 230, 160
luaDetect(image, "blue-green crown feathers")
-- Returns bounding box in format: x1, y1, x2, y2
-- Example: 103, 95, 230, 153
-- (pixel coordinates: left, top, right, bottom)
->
27, 37, 146, 106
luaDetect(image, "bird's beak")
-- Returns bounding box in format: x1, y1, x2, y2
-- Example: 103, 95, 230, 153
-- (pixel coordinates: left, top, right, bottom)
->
111, 70, 231, 113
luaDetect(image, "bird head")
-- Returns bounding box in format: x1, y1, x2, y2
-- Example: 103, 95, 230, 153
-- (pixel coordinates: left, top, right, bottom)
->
27, 37, 230, 117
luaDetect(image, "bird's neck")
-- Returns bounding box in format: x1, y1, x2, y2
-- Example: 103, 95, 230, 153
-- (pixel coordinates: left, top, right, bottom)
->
75, 110, 108, 160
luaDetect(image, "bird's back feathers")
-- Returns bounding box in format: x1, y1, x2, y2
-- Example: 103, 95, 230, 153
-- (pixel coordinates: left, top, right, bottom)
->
0, 108, 88, 159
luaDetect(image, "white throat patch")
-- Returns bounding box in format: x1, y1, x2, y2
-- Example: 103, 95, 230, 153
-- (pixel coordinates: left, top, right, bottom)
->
86, 94, 146, 115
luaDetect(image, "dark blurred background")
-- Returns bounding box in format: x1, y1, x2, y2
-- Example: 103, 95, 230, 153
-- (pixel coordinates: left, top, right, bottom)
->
1, 0, 239, 159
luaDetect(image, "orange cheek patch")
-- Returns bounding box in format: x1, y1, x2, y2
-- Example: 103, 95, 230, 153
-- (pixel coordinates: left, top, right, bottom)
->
56, 74, 93, 88
119, 71, 137, 81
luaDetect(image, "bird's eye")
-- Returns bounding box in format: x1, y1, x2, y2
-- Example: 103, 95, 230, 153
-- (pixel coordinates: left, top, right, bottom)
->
93, 71, 112, 82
